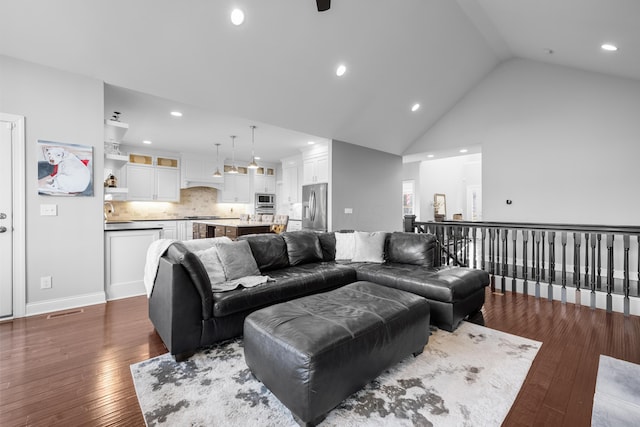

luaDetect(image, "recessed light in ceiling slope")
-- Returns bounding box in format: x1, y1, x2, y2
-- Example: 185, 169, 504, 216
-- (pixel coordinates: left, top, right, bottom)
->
336, 64, 347, 77
170, 111, 182, 117
411, 103, 420, 112
601, 43, 618, 52
143, 140, 152, 145
231, 9, 245, 26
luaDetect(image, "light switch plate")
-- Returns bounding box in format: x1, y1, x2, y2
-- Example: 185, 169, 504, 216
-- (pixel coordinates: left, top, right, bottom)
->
40, 204, 57, 216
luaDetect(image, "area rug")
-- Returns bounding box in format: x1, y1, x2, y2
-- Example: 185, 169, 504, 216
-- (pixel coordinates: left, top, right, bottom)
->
131, 322, 541, 426
592, 355, 640, 426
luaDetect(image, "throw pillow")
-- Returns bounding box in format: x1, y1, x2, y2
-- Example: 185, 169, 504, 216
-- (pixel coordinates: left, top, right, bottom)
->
281, 231, 324, 266
335, 232, 356, 261
215, 240, 261, 281
270, 224, 286, 234
352, 231, 387, 263
194, 246, 226, 285
387, 232, 436, 267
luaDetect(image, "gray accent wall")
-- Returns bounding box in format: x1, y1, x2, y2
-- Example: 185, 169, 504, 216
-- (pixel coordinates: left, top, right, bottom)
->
331, 140, 402, 232
0, 55, 105, 314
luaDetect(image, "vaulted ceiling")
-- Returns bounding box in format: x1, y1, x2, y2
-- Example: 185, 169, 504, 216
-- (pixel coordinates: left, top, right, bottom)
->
2, 0, 638, 162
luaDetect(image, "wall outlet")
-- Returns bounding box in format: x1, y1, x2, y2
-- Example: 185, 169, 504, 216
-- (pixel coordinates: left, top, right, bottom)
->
40, 204, 57, 216
40, 276, 52, 289
344, 208, 353, 214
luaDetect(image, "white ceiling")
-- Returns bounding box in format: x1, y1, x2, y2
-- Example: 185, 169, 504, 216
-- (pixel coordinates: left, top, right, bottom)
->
2, 0, 639, 163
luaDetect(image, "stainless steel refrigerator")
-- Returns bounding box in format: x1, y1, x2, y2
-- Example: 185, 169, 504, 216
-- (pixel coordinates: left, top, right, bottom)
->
302, 183, 327, 232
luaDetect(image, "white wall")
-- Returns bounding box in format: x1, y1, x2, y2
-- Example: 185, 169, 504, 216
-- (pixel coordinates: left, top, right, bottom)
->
405, 58, 640, 225
418, 153, 482, 221
0, 55, 105, 314
332, 140, 403, 232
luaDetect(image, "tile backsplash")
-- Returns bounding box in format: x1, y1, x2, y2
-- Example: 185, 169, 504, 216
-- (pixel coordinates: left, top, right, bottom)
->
106, 187, 248, 221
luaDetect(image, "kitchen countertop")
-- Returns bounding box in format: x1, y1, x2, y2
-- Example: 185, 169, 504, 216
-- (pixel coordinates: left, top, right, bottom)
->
104, 222, 164, 231
192, 219, 273, 228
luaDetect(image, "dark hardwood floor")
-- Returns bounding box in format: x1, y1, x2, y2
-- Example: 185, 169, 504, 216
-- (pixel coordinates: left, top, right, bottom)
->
1, 289, 639, 426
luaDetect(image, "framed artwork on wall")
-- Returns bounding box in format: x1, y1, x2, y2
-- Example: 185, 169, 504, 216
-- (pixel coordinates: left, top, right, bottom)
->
37, 140, 93, 196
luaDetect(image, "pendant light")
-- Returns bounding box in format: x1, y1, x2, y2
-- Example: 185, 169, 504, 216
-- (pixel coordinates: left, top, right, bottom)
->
212, 143, 222, 178
247, 125, 259, 169
228, 135, 238, 174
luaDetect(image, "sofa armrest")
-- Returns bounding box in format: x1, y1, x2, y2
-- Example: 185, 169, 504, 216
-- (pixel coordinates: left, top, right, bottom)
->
149, 257, 204, 358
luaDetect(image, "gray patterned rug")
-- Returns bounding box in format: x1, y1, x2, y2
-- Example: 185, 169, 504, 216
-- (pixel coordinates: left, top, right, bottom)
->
131, 322, 540, 426
592, 355, 640, 426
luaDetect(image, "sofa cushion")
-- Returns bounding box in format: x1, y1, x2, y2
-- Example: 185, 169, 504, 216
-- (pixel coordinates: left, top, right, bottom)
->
335, 232, 356, 261
354, 263, 489, 303
193, 246, 226, 285
212, 262, 357, 317
281, 231, 323, 266
238, 234, 289, 272
387, 232, 436, 267
215, 240, 261, 280
317, 232, 336, 261
352, 231, 387, 263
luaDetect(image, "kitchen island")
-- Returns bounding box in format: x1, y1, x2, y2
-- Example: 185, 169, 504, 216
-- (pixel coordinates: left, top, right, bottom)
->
193, 219, 272, 240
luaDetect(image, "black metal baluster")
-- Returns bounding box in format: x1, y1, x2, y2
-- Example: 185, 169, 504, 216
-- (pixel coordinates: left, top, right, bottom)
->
522, 230, 529, 295
548, 231, 555, 301
481, 228, 486, 271
501, 229, 508, 294
591, 233, 597, 310
561, 232, 567, 304
472, 227, 478, 270
637, 235, 639, 296
489, 228, 495, 292
624, 235, 630, 317
584, 233, 590, 306
512, 229, 518, 293
464, 227, 469, 267
531, 230, 540, 298
574, 233, 582, 305
453, 226, 459, 266
597, 234, 602, 290
606, 234, 614, 313
541, 231, 546, 281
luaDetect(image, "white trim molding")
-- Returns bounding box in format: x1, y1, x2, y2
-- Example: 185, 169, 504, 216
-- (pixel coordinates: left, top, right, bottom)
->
25, 291, 106, 317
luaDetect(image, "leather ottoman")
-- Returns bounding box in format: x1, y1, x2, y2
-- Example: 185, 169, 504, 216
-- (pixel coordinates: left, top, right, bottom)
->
243, 281, 430, 426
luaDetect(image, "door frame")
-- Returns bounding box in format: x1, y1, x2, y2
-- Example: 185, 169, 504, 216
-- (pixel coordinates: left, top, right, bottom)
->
1, 113, 26, 318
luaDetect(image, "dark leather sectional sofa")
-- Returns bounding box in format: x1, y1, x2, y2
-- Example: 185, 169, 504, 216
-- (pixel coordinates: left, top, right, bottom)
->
149, 230, 490, 360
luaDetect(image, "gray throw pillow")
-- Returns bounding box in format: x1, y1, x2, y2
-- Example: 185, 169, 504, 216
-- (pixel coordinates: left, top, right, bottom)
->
352, 231, 387, 263
194, 247, 226, 285
215, 240, 261, 281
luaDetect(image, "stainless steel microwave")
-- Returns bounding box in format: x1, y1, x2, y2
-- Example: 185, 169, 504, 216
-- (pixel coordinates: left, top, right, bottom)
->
256, 193, 275, 205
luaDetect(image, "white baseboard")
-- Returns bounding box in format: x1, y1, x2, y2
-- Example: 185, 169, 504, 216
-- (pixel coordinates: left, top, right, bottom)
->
25, 291, 106, 317
493, 278, 640, 316
106, 281, 146, 301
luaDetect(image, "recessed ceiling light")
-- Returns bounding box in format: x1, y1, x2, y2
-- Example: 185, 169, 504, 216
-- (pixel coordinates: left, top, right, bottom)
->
231, 9, 245, 26
411, 103, 420, 112
459, 149, 468, 153
336, 64, 347, 77
601, 43, 618, 52
255, 156, 261, 160
308, 141, 315, 145
427, 154, 434, 158
143, 140, 152, 145
170, 111, 182, 117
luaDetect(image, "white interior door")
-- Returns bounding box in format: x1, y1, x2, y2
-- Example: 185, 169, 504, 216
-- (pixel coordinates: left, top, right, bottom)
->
0, 121, 13, 318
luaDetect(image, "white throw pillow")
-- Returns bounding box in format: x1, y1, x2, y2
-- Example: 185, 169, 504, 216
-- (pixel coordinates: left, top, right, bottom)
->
352, 231, 387, 263
335, 232, 356, 261
194, 247, 227, 285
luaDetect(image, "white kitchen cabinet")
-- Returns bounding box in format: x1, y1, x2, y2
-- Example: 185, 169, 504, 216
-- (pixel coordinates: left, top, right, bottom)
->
124, 154, 180, 202
142, 220, 178, 239
221, 173, 250, 203
253, 174, 276, 194
181, 155, 224, 188
282, 164, 299, 203
302, 146, 329, 184
177, 220, 193, 241
105, 228, 161, 300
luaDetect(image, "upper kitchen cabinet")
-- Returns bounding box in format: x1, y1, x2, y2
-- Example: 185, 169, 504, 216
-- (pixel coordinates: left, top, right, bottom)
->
123, 153, 180, 202
221, 164, 250, 203
302, 143, 329, 185
103, 118, 130, 200
252, 163, 276, 194
281, 155, 301, 204
181, 154, 224, 188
